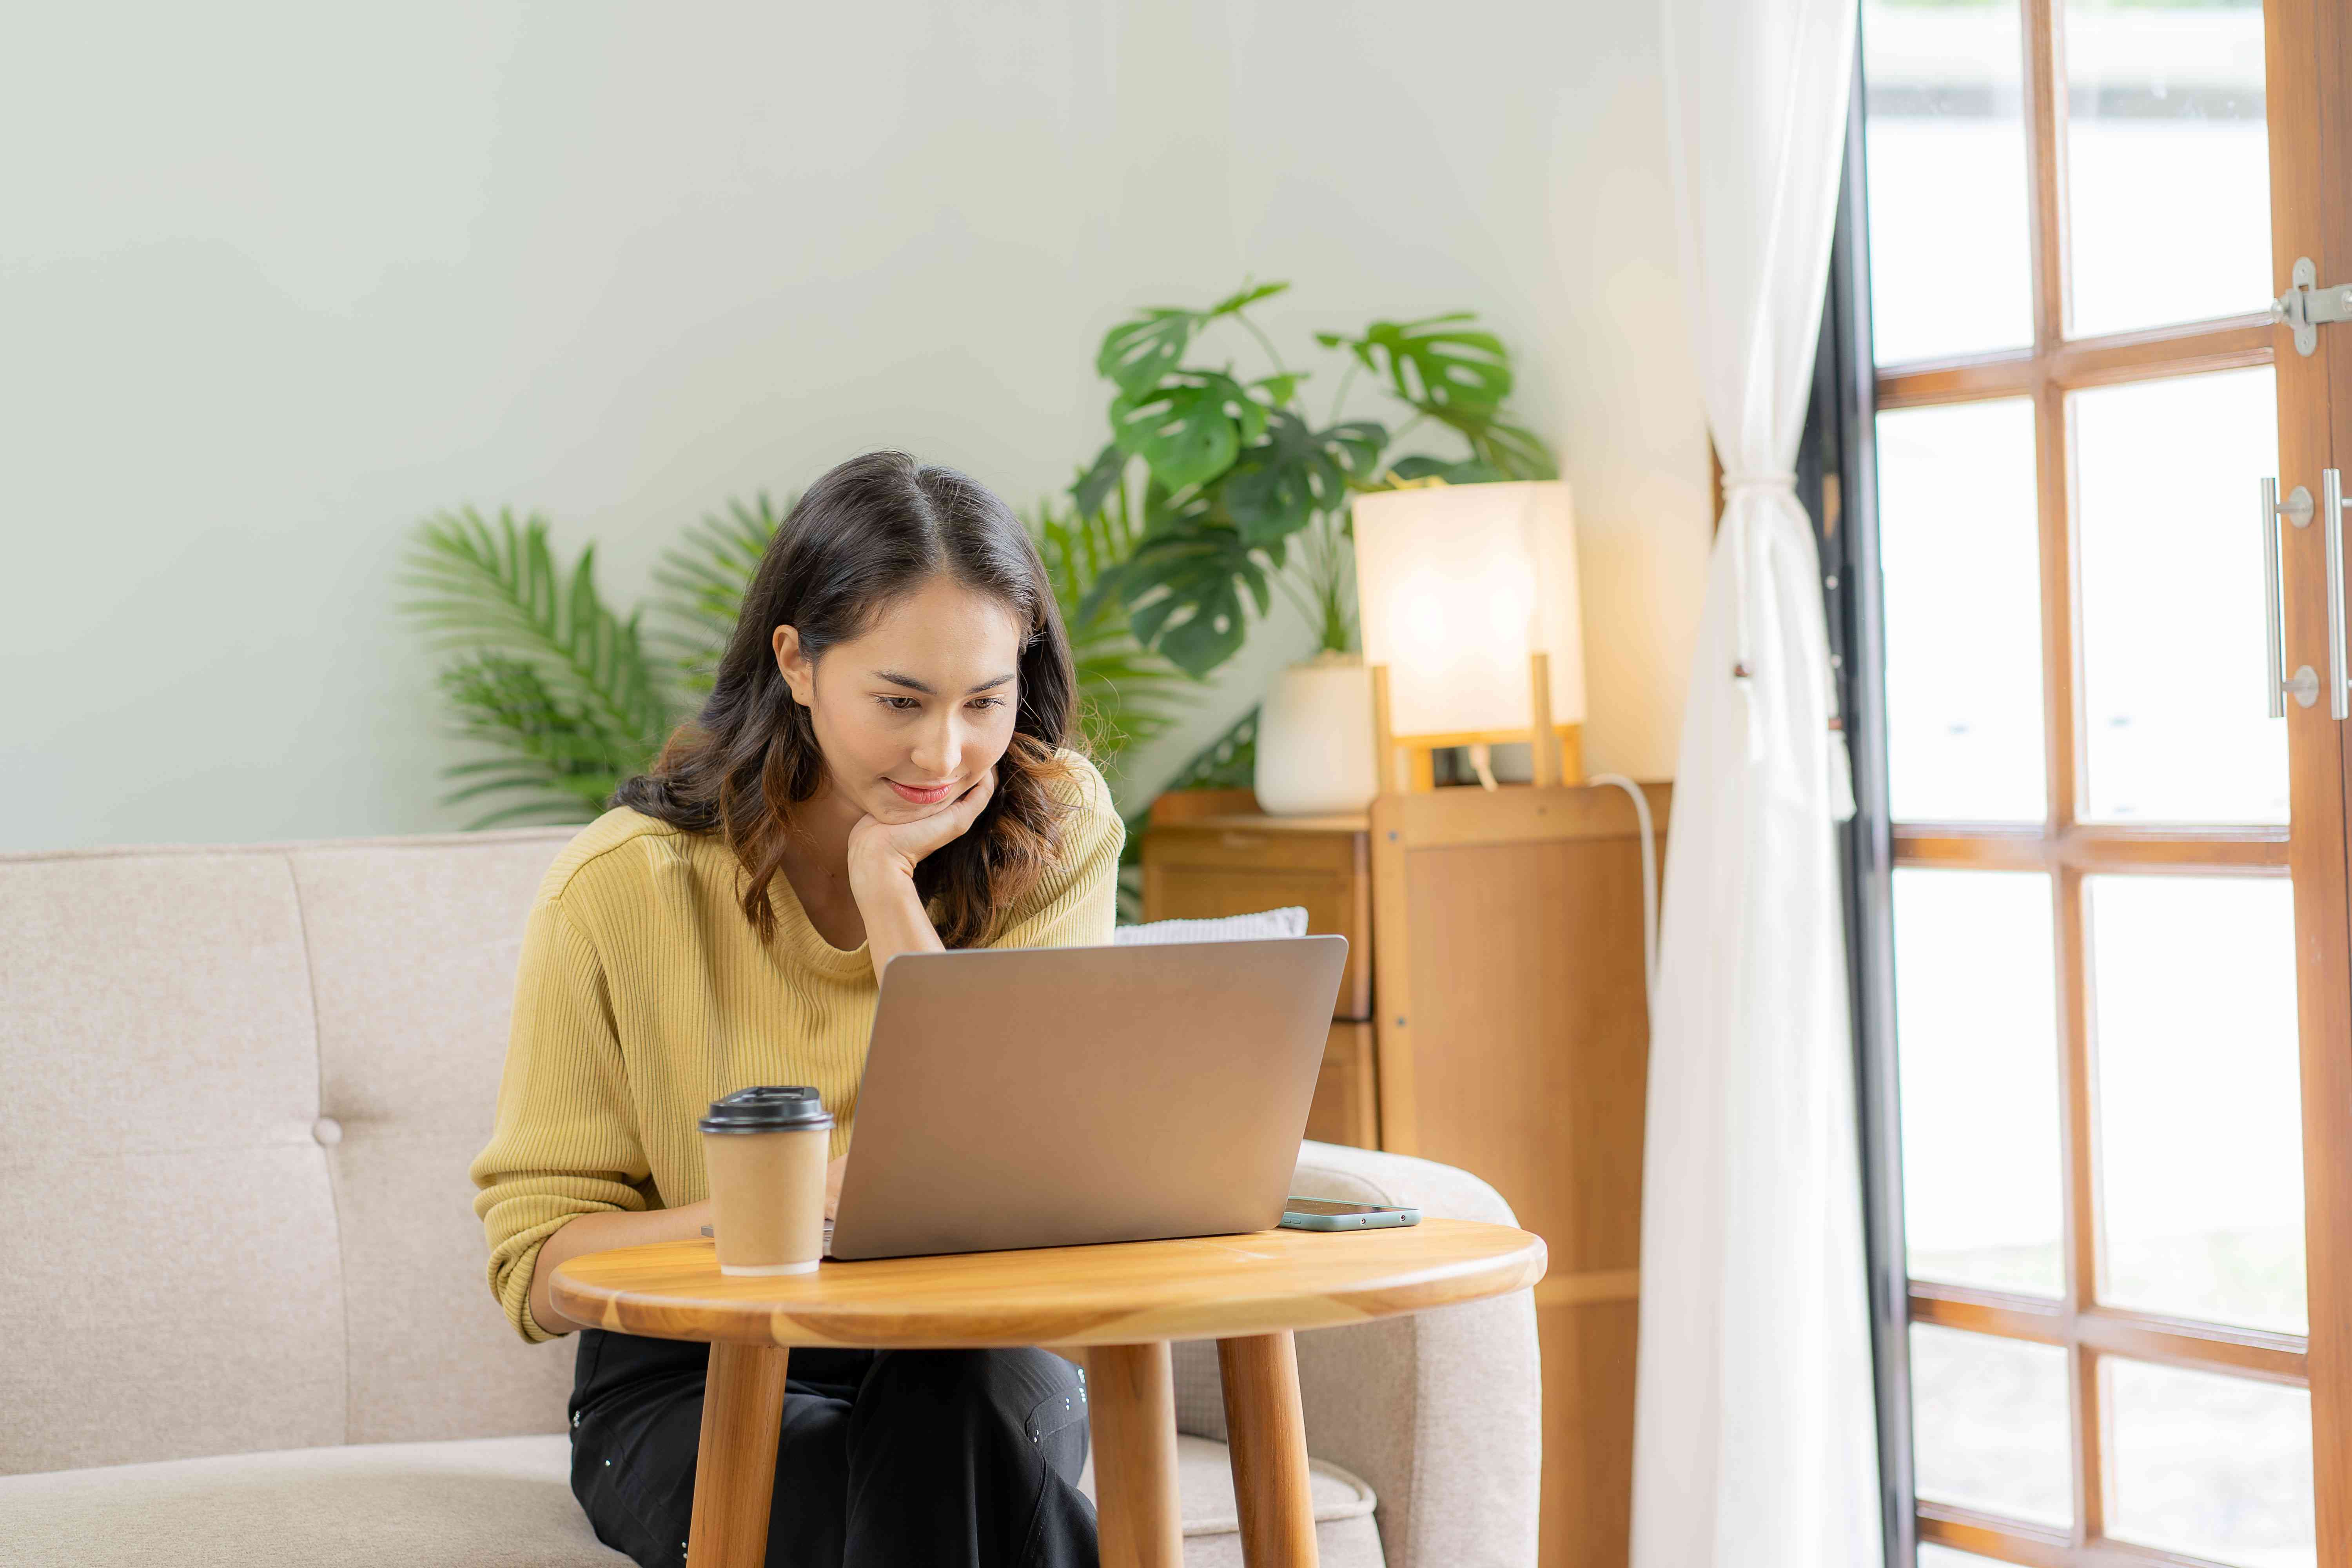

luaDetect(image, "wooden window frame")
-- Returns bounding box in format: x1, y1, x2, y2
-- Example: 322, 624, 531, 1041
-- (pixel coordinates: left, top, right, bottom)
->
1828, 2, 2314, 1564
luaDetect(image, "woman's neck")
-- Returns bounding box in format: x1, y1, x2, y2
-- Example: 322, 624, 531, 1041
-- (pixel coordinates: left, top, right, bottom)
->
775, 778, 871, 951
787, 776, 864, 869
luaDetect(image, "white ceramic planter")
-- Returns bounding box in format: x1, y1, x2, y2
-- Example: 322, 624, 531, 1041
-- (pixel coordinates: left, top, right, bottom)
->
1253, 651, 1378, 816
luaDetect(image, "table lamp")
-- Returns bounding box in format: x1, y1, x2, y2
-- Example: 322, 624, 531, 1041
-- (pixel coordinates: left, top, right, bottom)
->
1351, 479, 1585, 791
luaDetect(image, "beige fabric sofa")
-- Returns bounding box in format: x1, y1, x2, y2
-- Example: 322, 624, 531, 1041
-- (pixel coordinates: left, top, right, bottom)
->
0, 826, 1539, 1567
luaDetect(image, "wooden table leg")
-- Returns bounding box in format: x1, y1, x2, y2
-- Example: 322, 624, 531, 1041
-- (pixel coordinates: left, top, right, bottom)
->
688, 1341, 791, 1568
1087, 1342, 1184, 1568
1217, 1331, 1319, 1566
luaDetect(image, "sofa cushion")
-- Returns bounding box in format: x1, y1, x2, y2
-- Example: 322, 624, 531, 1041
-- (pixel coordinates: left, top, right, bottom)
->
286, 838, 582, 1446
0, 1430, 1383, 1568
0, 829, 581, 1476
0, 849, 348, 1474
0, 1435, 625, 1568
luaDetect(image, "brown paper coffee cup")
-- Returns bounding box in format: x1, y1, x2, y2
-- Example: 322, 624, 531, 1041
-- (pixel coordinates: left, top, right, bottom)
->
699, 1086, 834, 1277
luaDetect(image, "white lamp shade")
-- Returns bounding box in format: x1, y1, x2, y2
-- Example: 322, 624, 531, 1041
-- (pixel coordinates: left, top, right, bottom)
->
1352, 480, 1585, 739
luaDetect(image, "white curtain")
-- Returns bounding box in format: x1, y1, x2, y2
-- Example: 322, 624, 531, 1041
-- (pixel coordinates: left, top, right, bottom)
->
1630, 0, 1882, 1565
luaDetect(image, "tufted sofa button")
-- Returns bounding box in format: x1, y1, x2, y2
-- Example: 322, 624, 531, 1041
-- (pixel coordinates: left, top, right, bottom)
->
311, 1117, 343, 1147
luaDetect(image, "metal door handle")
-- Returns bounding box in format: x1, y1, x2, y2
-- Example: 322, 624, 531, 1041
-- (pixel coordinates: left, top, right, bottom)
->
2264, 477, 2288, 717
2331, 468, 2350, 720
2264, 479, 2320, 714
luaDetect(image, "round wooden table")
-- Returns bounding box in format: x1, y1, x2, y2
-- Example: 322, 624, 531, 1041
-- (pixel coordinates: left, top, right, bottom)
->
553, 1215, 1546, 1568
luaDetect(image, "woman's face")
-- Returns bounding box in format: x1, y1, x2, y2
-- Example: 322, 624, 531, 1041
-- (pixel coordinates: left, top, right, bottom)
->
772, 575, 1025, 826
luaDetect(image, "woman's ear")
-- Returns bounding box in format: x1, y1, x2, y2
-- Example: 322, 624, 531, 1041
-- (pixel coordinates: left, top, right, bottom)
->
772, 624, 816, 707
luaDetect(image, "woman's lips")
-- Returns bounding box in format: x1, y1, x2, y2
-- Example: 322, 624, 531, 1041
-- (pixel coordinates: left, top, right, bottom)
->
886, 778, 958, 806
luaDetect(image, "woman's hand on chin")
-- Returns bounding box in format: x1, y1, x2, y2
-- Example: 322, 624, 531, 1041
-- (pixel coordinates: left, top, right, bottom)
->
846, 767, 997, 887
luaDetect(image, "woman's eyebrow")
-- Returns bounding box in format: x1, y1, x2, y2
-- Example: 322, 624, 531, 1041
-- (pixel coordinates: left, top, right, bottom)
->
872, 670, 1016, 695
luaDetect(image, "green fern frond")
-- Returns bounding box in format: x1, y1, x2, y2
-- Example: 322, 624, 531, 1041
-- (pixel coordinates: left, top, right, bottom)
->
399, 507, 675, 752
428, 652, 643, 826
399, 510, 678, 827
650, 493, 789, 697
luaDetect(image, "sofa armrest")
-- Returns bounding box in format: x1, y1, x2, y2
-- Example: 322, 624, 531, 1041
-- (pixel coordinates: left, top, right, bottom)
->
1168, 1141, 1542, 1568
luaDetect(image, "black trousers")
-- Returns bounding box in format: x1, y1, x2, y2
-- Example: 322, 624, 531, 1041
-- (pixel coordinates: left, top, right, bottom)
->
567, 1327, 1099, 1568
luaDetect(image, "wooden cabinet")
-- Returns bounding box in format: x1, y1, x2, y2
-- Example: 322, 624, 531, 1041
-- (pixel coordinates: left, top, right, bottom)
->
1143, 780, 1670, 1568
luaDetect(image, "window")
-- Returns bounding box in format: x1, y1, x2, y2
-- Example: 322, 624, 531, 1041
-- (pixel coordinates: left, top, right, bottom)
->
1827, 1, 2320, 1563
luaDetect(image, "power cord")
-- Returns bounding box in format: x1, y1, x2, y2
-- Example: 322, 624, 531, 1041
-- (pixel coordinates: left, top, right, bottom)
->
1585, 773, 1658, 1016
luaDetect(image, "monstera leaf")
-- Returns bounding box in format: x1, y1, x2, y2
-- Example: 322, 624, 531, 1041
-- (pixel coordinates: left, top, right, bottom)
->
1224, 413, 1388, 546
1094, 281, 1292, 400
1318, 313, 1514, 416
1109, 369, 1269, 494
1097, 309, 1201, 399
1083, 480, 1281, 681
1120, 521, 1276, 679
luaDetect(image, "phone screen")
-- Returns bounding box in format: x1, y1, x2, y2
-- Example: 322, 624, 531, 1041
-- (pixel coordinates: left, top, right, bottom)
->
1281, 1198, 1402, 1216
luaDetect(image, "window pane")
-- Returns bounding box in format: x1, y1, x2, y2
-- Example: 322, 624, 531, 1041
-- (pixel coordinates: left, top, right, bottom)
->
1895, 869, 2063, 1296
1910, 1324, 2073, 1527
1861, 0, 2035, 363
2089, 875, 2305, 1332
1920, 1551, 2015, 1568
2063, 0, 2270, 337
1878, 398, 2047, 822
2107, 1358, 2315, 1566
2076, 367, 2287, 825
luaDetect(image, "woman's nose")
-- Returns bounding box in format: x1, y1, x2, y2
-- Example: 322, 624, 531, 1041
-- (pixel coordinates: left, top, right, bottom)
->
908, 713, 963, 779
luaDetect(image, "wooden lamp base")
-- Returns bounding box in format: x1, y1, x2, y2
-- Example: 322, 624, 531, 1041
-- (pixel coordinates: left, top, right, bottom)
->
1370, 651, 1580, 793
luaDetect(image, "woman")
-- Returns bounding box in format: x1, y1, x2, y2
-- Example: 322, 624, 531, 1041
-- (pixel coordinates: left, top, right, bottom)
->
468, 450, 1120, 1568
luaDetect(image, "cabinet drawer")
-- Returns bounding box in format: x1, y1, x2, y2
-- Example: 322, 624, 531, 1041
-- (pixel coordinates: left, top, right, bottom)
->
1141, 826, 1371, 1019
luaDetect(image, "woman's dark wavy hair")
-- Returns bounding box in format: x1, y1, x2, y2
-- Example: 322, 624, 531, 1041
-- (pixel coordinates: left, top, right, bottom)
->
612, 450, 1082, 949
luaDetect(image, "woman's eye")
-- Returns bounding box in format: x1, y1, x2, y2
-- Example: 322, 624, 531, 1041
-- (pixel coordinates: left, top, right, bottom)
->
967, 697, 1005, 711
880, 695, 922, 712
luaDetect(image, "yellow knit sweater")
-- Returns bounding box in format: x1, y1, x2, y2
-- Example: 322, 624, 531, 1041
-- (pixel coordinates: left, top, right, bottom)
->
468, 751, 1123, 1343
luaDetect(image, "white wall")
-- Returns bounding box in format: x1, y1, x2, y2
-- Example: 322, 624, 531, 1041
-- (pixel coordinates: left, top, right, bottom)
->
0, 1, 1708, 852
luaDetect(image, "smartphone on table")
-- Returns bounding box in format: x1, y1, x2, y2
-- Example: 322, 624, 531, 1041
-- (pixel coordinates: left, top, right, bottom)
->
1276, 1196, 1421, 1231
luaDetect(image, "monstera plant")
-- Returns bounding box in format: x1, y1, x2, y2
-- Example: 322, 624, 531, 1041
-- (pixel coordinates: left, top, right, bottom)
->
1074, 280, 1557, 680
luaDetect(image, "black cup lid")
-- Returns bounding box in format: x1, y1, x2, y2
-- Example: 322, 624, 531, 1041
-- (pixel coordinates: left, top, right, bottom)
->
699, 1085, 834, 1134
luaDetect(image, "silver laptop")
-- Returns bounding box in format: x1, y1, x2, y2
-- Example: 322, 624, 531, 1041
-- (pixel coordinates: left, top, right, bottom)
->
825, 936, 1347, 1261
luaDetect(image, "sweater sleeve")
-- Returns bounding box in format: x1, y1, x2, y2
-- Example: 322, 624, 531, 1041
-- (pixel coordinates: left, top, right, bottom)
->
468, 897, 651, 1344
989, 757, 1125, 952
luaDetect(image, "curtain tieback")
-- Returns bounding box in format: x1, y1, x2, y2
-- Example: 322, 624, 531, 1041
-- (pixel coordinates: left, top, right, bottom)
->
1722, 470, 1798, 759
